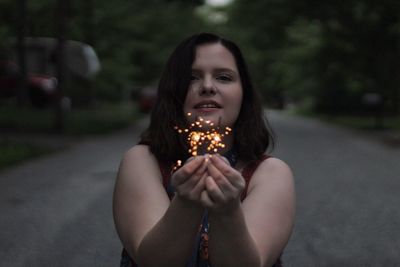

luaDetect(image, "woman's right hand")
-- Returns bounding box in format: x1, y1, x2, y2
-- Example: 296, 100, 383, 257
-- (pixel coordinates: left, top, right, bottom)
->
170, 155, 208, 203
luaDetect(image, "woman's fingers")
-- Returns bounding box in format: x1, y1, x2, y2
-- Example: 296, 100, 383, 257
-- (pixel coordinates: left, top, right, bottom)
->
206, 175, 225, 201
171, 156, 210, 203
206, 162, 236, 194
200, 190, 214, 207
177, 172, 207, 200
170, 153, 246, 208
171, 156, 206, 187
200, 176, 225, 207
190, 172, 208, 197
209, 155, 245, 190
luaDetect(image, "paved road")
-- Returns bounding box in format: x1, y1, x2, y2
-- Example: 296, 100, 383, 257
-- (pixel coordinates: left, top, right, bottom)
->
269, 111, 400, 267
1, 111, 399, 266
0, 119, 148, 267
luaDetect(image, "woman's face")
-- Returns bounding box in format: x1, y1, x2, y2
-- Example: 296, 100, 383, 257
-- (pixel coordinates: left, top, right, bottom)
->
183, 43, 243, 129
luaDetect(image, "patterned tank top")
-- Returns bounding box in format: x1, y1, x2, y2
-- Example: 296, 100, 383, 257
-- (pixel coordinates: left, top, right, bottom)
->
119, 155, 283, 267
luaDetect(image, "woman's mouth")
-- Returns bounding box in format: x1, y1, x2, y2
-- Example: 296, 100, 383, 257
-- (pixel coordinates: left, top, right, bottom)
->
194, 101, 222, 110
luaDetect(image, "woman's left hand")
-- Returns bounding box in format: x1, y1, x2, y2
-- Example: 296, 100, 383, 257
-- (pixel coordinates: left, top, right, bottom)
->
200, 154, 246, 213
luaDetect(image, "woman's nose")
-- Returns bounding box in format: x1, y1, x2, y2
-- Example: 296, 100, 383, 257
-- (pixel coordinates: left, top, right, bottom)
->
200, 78, 216, 96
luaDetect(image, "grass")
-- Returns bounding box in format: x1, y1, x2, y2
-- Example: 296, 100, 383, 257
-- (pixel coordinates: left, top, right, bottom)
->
288, 103, 400, 132
0, 101, 138, 134
315, 114, 400, 131
65, 103, 138, 135
0, 101, 140, 170
0, 140, 58, 170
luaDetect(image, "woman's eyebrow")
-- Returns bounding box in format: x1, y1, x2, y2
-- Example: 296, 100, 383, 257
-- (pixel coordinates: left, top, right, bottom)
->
191, 69, 202, 73
191, 68, 237, 74
214, 68, 236, 73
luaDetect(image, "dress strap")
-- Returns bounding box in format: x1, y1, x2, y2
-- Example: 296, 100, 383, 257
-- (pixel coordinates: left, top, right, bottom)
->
240, 155, 271, 201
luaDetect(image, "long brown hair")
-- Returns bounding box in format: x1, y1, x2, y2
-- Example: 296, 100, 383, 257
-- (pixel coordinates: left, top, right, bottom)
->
140, 33, 274, 163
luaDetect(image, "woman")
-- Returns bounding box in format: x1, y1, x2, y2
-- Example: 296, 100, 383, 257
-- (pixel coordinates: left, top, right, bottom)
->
113, 33, 295, 267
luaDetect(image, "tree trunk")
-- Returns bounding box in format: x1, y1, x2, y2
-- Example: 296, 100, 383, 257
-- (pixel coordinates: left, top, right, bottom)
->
83, 0, 95, 46
16, 0, 28, 106
54, 0, 70, 133
83, 0, 94, 105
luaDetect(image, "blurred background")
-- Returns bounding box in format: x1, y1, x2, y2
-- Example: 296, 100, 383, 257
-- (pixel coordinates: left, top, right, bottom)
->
1, 0, 400, 266
1, 0, 400, 136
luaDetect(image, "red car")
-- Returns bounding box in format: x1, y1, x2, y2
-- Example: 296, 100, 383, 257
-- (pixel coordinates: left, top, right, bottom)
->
138, 86, 157, 113
0, 60, 58, 107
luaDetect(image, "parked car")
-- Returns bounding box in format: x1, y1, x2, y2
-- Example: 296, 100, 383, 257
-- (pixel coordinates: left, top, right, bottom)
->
137, 86, 157, 113
1, 37, 101, 108
0, 60, 58, 107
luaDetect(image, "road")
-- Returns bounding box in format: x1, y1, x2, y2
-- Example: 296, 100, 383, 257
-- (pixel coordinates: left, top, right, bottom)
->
270, 111, 400, 267
0, 111, 399, 267
0, 119, 148, 267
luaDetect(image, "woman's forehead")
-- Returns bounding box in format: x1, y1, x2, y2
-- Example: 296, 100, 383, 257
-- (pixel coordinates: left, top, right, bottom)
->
192, 43, 237, 71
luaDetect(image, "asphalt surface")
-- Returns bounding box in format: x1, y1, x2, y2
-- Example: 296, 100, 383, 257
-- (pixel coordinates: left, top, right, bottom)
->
270, 111, 400, 267
1, 111, 399, 267
0, 119, 146, 267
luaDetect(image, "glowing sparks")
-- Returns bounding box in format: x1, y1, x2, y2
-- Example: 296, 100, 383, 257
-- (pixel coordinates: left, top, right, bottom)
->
175, 113, 232, 157
172, 113, 232, 171
172, 159, 183, 171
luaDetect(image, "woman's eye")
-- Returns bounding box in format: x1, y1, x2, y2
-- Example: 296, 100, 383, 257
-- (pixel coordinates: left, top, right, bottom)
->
217, 74, 232, 82
190, 75, 199, 81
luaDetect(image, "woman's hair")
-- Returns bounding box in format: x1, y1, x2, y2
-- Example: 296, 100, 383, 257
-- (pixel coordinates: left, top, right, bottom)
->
140, 32, 274, 163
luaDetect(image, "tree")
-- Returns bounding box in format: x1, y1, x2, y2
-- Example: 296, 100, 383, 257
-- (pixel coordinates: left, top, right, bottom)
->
225, 0, 295, 107
53, 0, 71, 132
0, 0, 210, 104
294, 0, 400, 114
224, 0, 400, 114
16, 0, 28, 105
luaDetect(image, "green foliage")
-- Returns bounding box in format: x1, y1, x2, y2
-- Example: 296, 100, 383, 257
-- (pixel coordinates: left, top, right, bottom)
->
269, 19, 322, 100
0, 0, 209, 104
224, 0, 400, 114
64, 102, 137, 134
0, 140, 56, 170
0, 102, 137, 134
3, 0, 400, 115
224, 0, 296, 107
0, 100, 137, 169
91, 0, 208, 94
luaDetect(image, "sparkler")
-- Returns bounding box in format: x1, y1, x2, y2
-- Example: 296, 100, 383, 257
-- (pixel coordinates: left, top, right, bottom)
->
175, 113, 232, 156
173, 113, 232, 170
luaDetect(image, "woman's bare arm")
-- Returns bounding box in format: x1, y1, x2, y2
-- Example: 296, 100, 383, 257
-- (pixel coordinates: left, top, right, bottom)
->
113, 145, 207, 267
205, 156, 295, 267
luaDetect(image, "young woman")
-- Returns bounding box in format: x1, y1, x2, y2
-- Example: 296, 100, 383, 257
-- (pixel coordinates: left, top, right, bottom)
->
113, 33, 295, 267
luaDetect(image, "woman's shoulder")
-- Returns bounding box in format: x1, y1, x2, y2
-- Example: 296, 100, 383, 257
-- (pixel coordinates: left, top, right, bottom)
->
258, 156, 292, 173
123, 144, 152, 159
119, 144, 160, 178
246, 155, 294, 191
242, 155, 290, 174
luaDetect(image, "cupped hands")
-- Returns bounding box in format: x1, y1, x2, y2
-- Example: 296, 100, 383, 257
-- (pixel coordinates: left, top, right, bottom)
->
171, 154, 246, 212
